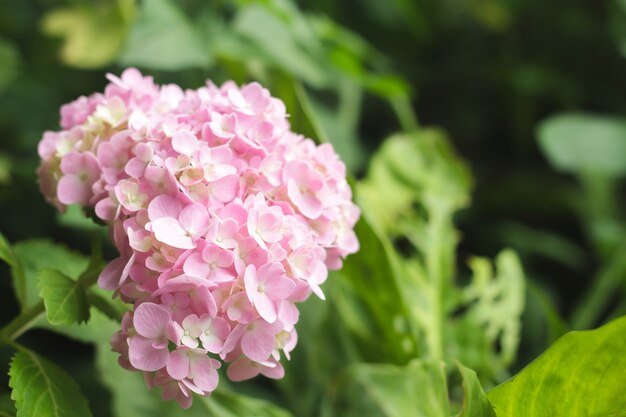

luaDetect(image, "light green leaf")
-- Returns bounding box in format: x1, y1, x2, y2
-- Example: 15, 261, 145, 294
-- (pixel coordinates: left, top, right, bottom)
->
0, 394, 15, 417
9, 349, 93, 417
201, 389, 295, 417
38, 268, 90, 325
12, 239, 88, 309
488, 315, 626, 416
455, 364, 497, 417
56, 205, 105, 231
448, 250, 525, 383
537, 113, 626, 177
120, 0, 211, 70
329, 359, 494, 417
232, 4, 329, 87
41, 0, 134, 68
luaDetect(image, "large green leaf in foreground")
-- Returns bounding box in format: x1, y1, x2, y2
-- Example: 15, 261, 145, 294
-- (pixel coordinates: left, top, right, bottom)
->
9, 350, 93, 417
488, 315, 626, 416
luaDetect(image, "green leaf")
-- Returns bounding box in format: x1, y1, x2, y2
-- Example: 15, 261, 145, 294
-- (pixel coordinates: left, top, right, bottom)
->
9, 349, 93, 417
41, 0, 134, 68
120, 0, 211, 70
0, 394, 16, 417
537, 113, 626, 177
12, 239, 88, 309
38, 268, 90, 325
455, 363, 497, 417
201, 389, 295, 417
0, 38, 19, 93
329, 359, 495, 417
0, 231, 25, 306
231, 4, 329, 87
448, 250, 525, 383
488, 315, 626, 416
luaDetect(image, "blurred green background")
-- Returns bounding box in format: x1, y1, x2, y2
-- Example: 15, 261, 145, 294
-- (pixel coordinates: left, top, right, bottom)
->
1, 0, 626, 416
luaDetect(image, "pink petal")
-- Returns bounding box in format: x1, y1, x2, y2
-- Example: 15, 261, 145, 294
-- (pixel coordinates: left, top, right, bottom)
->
98, 256, 126, 291
57, 175, 91, 205
152, 217, 195, 249
190, 355, 219, 392
172, 131, 199, 156
241, 324, 275, 362
133, 302, 171, 339
148, 194, 181, 220
178, 204, 210, 236
266, 276, 296, 300
183, 253, 210, 278
167, 348, 190, 380
208, 174, 239, 202
128, 336, 168, 371
226, 358, 261, 382
254, 293, 277, 323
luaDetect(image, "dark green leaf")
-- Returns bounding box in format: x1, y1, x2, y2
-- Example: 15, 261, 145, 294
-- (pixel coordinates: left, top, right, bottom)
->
9, 349, 93, 417
38, 268, 90, 325
12, 239, 88, 309
0, 394, 15, 417
0, 38, 19, 93
488, 316, 626, 416
0, 231, 25, 306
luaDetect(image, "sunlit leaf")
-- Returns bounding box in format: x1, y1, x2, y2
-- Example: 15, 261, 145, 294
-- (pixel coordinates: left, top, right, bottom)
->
9, 349, 93, 417
41, 0, 134, 68
201, 389, 294, 417
537, 113, 626, 177
488, 315, 626, 416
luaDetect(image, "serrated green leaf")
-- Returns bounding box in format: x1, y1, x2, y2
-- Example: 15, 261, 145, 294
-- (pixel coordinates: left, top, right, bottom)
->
12, 239, 88, 309
38, 268, 90, 325
9, 349, 93, 417
537, 113, 626, 177
120, 0, 211, 70
488, 315, 626, 416
0, 394, 15, 417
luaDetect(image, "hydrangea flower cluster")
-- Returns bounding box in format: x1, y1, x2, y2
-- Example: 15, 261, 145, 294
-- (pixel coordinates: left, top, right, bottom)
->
37, 69, 359, 408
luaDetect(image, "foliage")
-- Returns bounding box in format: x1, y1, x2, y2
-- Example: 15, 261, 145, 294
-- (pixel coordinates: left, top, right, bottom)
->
0, 0, 625, 415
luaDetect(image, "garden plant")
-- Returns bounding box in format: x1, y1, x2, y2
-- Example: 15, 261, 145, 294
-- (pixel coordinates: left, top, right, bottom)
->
1, 0, 626, 416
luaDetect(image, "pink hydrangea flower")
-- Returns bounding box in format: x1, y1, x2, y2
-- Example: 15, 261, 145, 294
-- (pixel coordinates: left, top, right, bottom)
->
37, 68, 360, 407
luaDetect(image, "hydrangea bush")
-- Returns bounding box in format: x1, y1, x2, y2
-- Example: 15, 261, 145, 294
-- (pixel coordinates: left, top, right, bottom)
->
36, 69, 360, 408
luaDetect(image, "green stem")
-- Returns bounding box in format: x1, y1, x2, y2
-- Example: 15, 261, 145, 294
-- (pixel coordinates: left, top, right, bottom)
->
571, 238, 626, 329
424, 211, 447, 360
390, 95, 420, 133
0, 301, 45, 344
